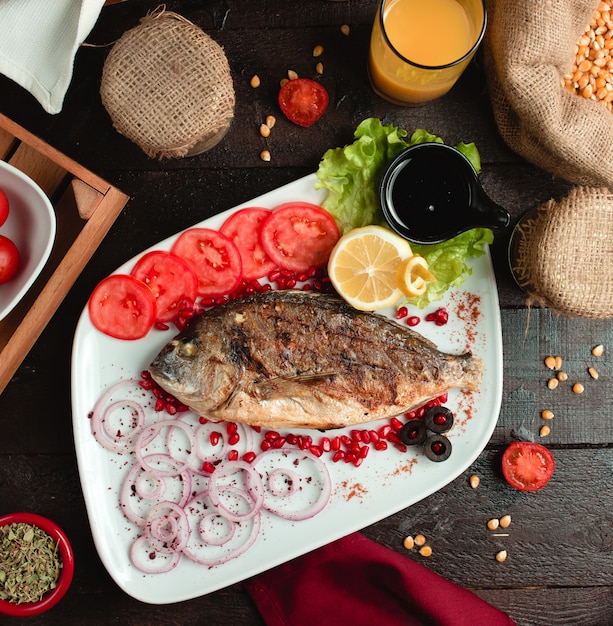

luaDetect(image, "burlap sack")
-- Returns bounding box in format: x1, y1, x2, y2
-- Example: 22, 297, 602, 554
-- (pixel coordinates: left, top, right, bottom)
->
100, 7, 235, 159
484, 0, 613, 187
511, 186, 613, 319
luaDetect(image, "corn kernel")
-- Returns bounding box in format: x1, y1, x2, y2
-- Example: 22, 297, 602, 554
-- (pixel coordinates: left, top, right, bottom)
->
413, 534, 426, 547
541, 409, 554, 420
403, 535, 415, 550
419, 545, 433, 557
499, 514, 512, 529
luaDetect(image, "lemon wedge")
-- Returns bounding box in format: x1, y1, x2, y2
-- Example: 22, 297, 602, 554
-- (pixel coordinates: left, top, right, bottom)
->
327, 225, 413, 311
397, 254, 436, 297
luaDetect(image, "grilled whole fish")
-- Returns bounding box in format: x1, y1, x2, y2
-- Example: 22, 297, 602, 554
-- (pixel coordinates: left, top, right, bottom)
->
148, 290, 482, 430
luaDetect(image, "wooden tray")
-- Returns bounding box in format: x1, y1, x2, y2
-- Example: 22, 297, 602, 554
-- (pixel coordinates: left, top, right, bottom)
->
0, 112, 129, 394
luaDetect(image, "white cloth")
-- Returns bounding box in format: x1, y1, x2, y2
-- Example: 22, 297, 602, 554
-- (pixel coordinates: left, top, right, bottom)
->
0, 0, 106, 114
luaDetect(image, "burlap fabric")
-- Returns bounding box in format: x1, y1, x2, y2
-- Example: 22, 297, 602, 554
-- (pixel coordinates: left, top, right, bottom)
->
100, 8, 235, 159
484, 0, 613, 187
511, 187, 613, 319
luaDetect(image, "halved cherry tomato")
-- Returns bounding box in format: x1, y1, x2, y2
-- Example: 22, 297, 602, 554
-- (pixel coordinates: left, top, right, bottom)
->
501, 442, 555, 492
130, 250, 198, 322
88, 274, 156, 340
278, 78, 329, 127
0, 234, 19, 284
260, 202, 340, 272
220, 207, 277, 280
0, 187, 9, 227
171, 228, 242, 297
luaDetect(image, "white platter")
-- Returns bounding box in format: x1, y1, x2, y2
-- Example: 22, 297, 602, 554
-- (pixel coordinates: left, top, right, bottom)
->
71, 173, 503, 604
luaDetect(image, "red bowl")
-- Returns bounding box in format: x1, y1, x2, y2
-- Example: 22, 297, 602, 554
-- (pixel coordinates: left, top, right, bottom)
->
0, 512, 74, 617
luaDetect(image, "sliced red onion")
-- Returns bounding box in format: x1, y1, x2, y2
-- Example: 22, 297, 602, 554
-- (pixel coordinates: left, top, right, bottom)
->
129, 534, 181, 574
198, 513, 237, 546
268, 467, 300, 498
134, 420, 195, 476
144, 501, 190, 554
207, 460, 265, 522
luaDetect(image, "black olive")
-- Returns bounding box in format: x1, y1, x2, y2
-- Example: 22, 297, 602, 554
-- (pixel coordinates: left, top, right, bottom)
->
424, 406, 454, 434
424, 434, 452, 462
399, 420, 427, 446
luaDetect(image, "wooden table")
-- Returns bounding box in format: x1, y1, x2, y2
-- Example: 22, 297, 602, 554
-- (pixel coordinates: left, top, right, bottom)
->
0, 1, 611, 624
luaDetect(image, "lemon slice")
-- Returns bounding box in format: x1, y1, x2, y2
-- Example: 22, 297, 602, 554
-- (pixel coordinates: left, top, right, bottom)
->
328, 225, 413, 311
397, 254, 436, 297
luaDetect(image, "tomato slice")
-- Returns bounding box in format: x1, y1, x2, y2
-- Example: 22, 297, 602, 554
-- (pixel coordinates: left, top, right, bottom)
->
171, 228, 242, 297
501, 442, 555, 492
278, 78, 329, 127
130, 250, 198, 322
260, 202, 340, 272
220, 207, 277, 280
0, 234, 19, 284
0, 187, 9, 228
88, 274, 156, 340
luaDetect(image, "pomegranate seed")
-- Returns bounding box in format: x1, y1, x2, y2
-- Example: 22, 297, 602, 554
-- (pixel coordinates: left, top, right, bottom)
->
438, 393, 448, 403
320, 437, 331, 452
353, 456, 364, 468
434, 413, 447, 425
362, 431, 371, 444
309, 445, 323, 457
227, 423, 238, 433
350, 430, 362, 442
368, 430, 380, 443
286, 433, 299, 445
243, 451, 256, 463
139, 379, 154, 390
394, 442, 408, 453
331, 436, 341, 451
387, 432, 401, 444
198, 416, 208, 424
431, 441, 444, 454
395, 306, 408, 319
285, 278, 297, 289
227, 450, 239, 461
210, 431, 222, 446
374, 440, 388, 451
202, 462, 216, 473
406, 316, 421, 327
359, 445, 369, 459
341, 435, 352, 448
260, 440, 272, 451
251, 425, 262, 433
265, 431, 280, 441
344, 451, 357, 464
405, 411, 416, 419
378, 425, 392, 438
166, 404, 177, 415
272, 437, 286, 448
154, 398, 165, 412
390, 417, 403, 432
228, 433, 240, 446
332, 450, 345, 462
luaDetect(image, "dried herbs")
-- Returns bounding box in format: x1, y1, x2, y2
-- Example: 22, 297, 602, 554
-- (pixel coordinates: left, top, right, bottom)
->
0, 523, 62, 604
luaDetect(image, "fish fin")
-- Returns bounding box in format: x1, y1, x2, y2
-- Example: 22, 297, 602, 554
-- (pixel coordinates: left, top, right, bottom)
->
241, 373, 337, 402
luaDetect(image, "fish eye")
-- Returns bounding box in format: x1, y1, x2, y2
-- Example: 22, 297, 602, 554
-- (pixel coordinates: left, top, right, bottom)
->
176, 337, 199, 360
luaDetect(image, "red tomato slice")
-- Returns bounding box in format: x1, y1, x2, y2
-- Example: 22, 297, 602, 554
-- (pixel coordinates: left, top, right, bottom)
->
501, 442, 555, 492
0, 235, 19, 284
220, 207, 277, 280
88, 274, 156, 340
130, 250, 198, 322
0, 187, 9, 228
260, 202, 340, 272
171, 228, 242, 297
278, 78, 329, 127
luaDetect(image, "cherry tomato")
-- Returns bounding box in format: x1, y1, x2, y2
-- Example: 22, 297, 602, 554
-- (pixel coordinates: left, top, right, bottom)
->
88, 274, 156, 340
278, 78, 329, 127
501, 442, 555, 492
0, 234, 19, 284
220, 207, 277, 279
0, 187, 9, 227
260, 202, 340, 272
171, 228, 242, 297
130, 250, 198, 322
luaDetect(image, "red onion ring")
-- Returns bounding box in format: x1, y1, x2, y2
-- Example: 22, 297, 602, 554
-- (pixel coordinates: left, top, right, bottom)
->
144, 501, 190, 554
207, 460, 265, 522
134, 420, 195, 476
198, 513, 237, 546
129, 535, 181, 574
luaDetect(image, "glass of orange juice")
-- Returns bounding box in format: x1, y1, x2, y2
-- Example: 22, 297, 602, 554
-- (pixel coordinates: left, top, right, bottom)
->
368, 0, 486, 106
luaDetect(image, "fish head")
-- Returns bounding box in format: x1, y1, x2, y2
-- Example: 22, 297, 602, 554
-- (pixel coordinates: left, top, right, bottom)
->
148, 329, 239, 413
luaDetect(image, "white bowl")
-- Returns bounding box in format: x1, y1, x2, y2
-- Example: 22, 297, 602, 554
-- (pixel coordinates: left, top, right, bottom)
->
0, 160, 56, 321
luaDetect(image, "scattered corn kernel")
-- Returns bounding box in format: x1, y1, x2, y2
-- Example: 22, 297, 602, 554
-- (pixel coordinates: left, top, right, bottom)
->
499, 514, 512, 529
287, 69, 299, 80
487, 518, 500, 530
588, 366, 599, 379
495, 550, 508, 563
469, 474, 481, 489
573, 382, 585, 394
419, 545, 433, 557
265, 115, 276, 129
557, 371, 568, 382
250, 75, 261, 88
403, 535, 415, 550
260, 150, 271, 162
340, 24, 350, 36
315, 62, 324, 75
540, 425, 551, 437
259, 123, 270, 138
313, 44, 324, 57
554, 356, 563, 370
544, 356, 556, 369
592, 344, 604, 357
541, 409, 554, 420
414, 533, 426, 547
547, 378, 559, 390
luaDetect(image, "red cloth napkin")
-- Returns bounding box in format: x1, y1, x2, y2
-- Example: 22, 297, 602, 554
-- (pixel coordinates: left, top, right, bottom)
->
245, 532, 516, 626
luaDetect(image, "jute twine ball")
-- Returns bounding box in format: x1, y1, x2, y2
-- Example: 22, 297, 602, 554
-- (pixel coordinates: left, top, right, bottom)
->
100, 8, 235, 159
511, 187, 613, 319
